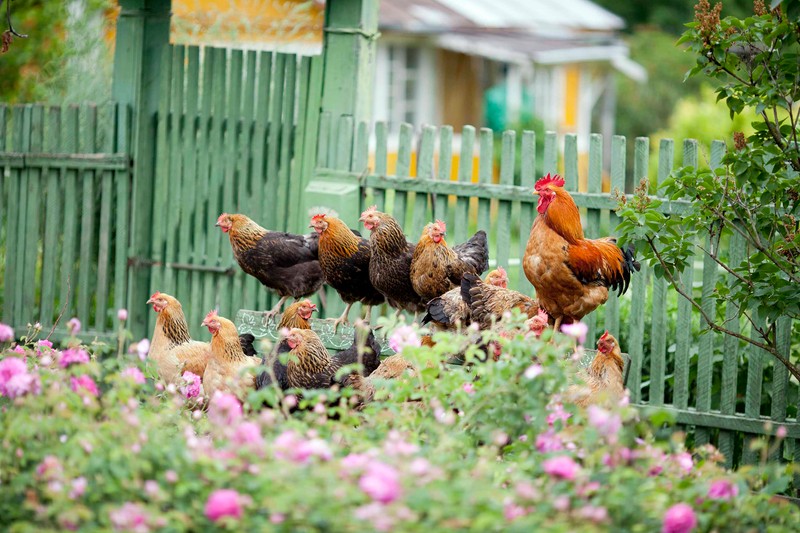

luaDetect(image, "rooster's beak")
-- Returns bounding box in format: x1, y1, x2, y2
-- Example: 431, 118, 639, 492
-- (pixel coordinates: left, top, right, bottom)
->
309, 223, 315, 228
531, 190, 540, 196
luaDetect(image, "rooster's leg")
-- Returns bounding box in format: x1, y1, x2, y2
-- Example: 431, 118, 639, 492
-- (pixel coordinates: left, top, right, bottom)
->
332, 303, 353, 333
262, 296, 289, 326
551, 316, 562, 344
362, 305, 372, 324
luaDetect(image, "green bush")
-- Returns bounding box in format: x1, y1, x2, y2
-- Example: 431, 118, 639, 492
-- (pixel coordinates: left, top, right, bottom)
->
0, 317, 798, 531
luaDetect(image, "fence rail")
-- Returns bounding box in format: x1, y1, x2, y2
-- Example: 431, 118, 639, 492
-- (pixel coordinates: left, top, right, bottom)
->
313, 113, 799, 470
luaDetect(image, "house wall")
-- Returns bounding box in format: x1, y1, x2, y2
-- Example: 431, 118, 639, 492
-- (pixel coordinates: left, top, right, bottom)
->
437, 50, 483, 130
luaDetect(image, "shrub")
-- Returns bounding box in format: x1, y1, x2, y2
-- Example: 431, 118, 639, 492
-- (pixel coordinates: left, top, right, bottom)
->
1, 317, 798, 531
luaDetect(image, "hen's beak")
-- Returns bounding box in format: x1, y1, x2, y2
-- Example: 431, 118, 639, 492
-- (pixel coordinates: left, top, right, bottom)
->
309, 223, 315, 228
146, 297, 155, 305
531, 190, 540, 196
214, 221, 221, 227
201, 318, 210, 327
310, 304, 318, 312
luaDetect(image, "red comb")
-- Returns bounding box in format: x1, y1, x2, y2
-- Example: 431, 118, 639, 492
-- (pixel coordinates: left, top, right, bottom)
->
360, 205, 378, 217
537, 308, 548, 319
434, 219, 447, 232
534, 173, 565, 191
600, 330, 610, 340
496, 266, 507, 277
204, 309, 219, 320
216, 213, 229, 223
149, 291, 161, 299
311, 213, 327, 222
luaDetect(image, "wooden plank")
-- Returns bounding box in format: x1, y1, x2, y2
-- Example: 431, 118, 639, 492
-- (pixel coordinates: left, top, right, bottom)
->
649, 139, 673, 406
22, 105, 43, 326
453, 125, 475, 248
673, 139, 698, 410
276, 53, 296, 231
605, 135, 625, 337
317, 112, 331, 169
265, 52, 286, 231
563, 133, 578, 191
742, 311, 766, 464
648, 406, 800, 439
626, 137, 649, 404
77, 105, 98, 326
517, 130, 535, 293
496, 130, 515, 274
11, 106, 29, 326
224, 49, 244, 319
335, 115, 354, 171
295, 54, 324, 226
40, 107, 62, 326
94, 104, 115, 331
163, 45, 186, 292
543, 131, 557, 176
372, 121, 388, 212
59, 106, 80, 323
434, 125, 452, 220
113, 104, 130, 324
769, 318, 791, 462
695, 140, 725, 446
414, 125, 436, 238
287, 56, 312, 233
584, 134, 602, 344
0, 105, 12, 323
393, 123, 413, 225
476, 128, 492, 236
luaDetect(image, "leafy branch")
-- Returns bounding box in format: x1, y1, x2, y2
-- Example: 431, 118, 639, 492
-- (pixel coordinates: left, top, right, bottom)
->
0, 0, 28, 53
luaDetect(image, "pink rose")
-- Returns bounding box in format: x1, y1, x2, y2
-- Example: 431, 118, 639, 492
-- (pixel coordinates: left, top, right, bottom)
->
0, 357, 39, 398
662, 503, 697, 533
59, 348, 90, 368
121, 367, 146, 384
462, 382, 475, 395
0, 323, 14, 342
180, 371, 202, 399
109, 502, 150, 532
66, 317, 81, 335
117, 309, 128, 321
388, 325, 420, 353
560, 321, 588, 345
707, 479, 738, 500
359, 461, 402, 504
542, 455, 580, 481
232, 422, 263, 447
205, 489, 248, 522
587, 405, 622, 440
208, 391, 242, 425
70, 375, 99, 397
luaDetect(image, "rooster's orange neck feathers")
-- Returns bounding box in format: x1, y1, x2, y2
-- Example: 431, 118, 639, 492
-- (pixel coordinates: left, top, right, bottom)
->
540, 188, 584, 244
228, 216, 268, 252
318, 216, 360, 255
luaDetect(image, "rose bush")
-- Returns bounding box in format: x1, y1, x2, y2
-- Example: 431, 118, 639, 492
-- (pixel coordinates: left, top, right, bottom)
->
0, 314, 797, 531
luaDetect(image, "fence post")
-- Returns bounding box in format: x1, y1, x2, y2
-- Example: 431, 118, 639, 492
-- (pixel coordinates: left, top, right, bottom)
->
302, 0, 379, 232
111, 0, 171, 339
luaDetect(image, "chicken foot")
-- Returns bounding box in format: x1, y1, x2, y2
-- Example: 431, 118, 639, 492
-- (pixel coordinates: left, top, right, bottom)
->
262, 296, 289, 326
332, 302, 354, 333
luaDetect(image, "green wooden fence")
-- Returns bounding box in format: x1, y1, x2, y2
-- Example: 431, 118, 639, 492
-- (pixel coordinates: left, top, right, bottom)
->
135, 44, 324, 337
312, 114, 799, 470
0, 103, 131, 342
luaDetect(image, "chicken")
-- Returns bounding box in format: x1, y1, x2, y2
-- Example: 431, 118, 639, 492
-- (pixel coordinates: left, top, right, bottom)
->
525, 308, 550, 338
342, 354, 417, 405
216, 213, 324, 322
329, 327, 382, 379
461, 272, 541, 330
564, 330, 626, 407
422, 267, 508, 331
278, 299, 317, 330
266, 328, 336, 390
310, 213, 384, 329
201, 310, 259, 399
410, 220, 489, 302
358, 206, 427, 315
145, 292, 257, 384
523, 174, 640, 332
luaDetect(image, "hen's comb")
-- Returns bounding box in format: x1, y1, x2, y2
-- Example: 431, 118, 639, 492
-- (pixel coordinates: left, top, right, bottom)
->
149, 291, 161, 300
495, 266, 507, 277
216, 213, 229, 225
599, 330, 610, 341
434, 219, 447, 232
534, 173, 565, 191
360, 205, 378, 219
537, 308, 549, 320
311, 213, 327, 222
204, 309, 219, 322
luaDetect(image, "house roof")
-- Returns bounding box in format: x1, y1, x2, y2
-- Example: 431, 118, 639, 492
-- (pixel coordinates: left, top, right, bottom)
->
379, 0, 625, 35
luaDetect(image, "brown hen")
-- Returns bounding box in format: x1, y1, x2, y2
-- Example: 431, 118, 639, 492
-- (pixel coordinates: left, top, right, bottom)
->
201, 311, 259, 399
564, 330, 626, 407
461, 272, 541, 330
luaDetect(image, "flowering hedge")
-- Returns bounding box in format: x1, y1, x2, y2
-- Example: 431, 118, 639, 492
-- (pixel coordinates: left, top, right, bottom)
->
0, 316, 798, 532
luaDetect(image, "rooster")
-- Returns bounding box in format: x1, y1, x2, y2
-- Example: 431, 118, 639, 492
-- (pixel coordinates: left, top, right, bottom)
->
523, 174, 640, 332
564, 330, 626, 407
422, 267, 508, 332
310, 213, 384, 329
278, 299, 317, 330
201, 310, 259, 399
461, 272, 541, 330
410, 220, 489, 302
145, 292, 256, 384
216, 213, 324, 323
358, 206, 426, 315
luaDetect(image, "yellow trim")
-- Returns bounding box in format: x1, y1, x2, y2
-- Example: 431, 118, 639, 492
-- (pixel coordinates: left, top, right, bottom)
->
563, 66, 579, 129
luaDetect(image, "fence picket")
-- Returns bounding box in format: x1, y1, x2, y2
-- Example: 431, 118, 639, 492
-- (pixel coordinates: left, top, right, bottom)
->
543, 131, 557, 175
95, 105, 114, 331
114, 104, 130, 325
373, 121, 388, 211
742, 312, 766, 464
77, 106, 98, 328
39, 107, 62, 327
434, 125, 452, 221
453, 126, 475, 248
393, 123, 413, 224
414, 125, 436, 238
517, 130, 535, 293
605, 135, 625, 337
627, 137, 649, 403
584, 134, 603, 344
563, 134, 578, 192
770, 318, 791, 462
12, 106, 30, 327
496, 131, 515, 278
276, 54, 297, 232
477, 128, 492, 237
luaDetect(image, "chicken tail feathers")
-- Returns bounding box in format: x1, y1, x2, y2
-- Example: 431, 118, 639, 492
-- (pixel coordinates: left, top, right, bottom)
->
460, 272, 481, 306
614, 243, 641, 296
424, 296, 449, 325
453, 230, 490, 274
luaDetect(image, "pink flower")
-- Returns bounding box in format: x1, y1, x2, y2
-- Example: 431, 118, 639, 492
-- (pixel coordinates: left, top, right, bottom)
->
546, 402, 571, 426
270, 513, 285, 524
359, 461, 402, 504
388, 325, 420, 353
354, 502, 396, 532
535, 429, 563, 453
462, 382, 475, 395
662, 503, 697, 533
0, 357, 40, 398
0, 323, 15, 342
384, 431, 419, 456
36, 339, 53, 354
341, 453, 373, 471
524, 364, 544, 379
180, 371, 202, 399
560, 321, 588, 344
131, 338, 150, 361
542, 456, 580, 481
205, 489, 248, 522
707, 479, 738, 500
587, 405, 622, 440
59, 348, 90, 368
273, 430, 332, 463
578, 505, 608, 523
122, 367, 146, 384
232, 422, 263, 447
70, 375, 99, 397
776, 426, 787, 439
673, 452, 693, 474
12, 345, 25, 354
504, 501, 527, 522
208, 391, 242, 425
165, 470, 178, 484
117, 309, 128, 321
0, 357, 27, 392
69, 477, 87, 499
66, 317, 81, 335
109, 502, 150, 532
36, 455, 62, 479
